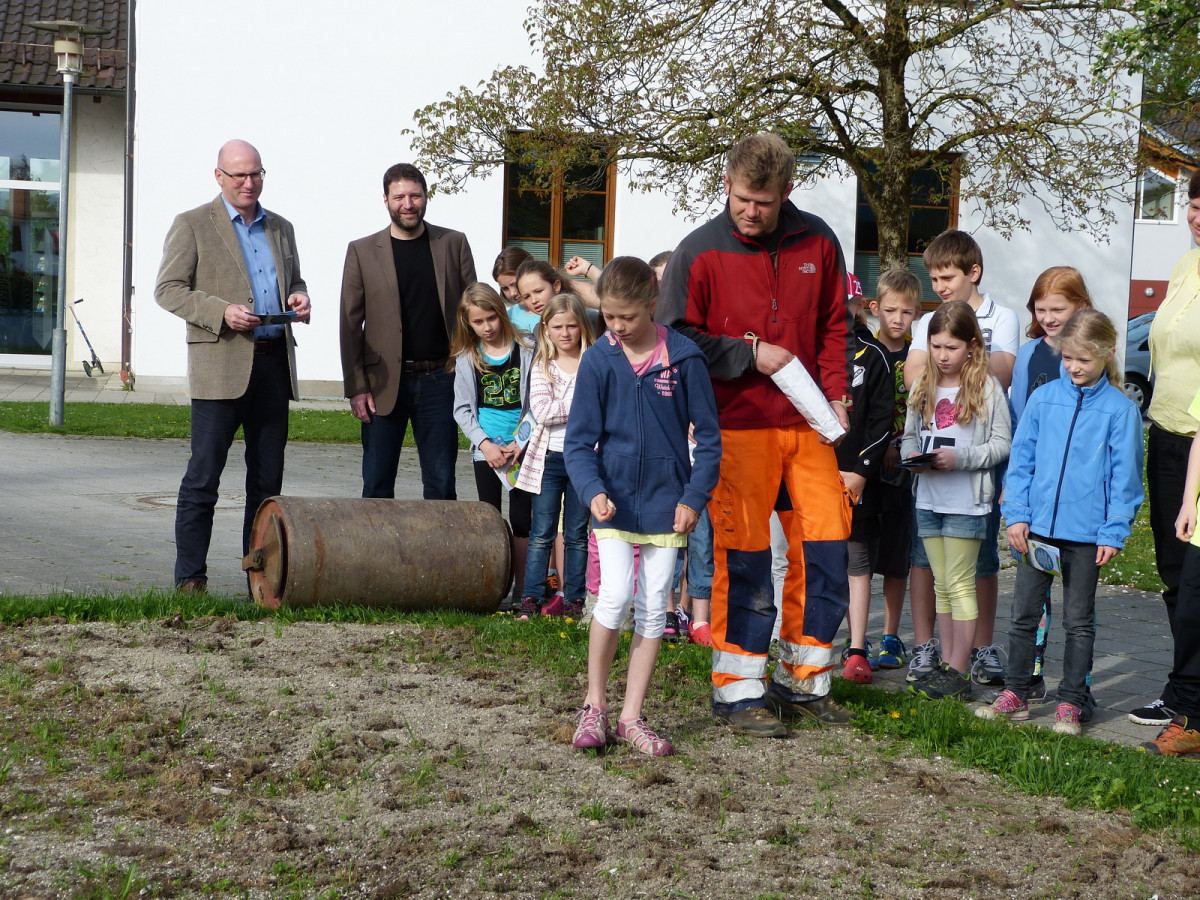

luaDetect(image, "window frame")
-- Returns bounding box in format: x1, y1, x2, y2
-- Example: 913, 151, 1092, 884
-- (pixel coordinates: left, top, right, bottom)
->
501, 156, 616, 269
1135, 167, 1178, 224
853, 156, 961, 308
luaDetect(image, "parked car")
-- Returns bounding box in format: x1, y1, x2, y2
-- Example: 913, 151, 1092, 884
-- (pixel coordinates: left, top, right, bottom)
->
1124, 312, 1154, 414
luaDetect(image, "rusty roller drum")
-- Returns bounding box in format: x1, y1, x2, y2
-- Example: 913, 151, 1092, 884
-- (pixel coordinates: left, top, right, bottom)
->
243, 498, 512, 611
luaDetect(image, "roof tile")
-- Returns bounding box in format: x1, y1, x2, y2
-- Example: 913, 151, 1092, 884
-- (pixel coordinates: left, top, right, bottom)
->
0, 0, 127, 91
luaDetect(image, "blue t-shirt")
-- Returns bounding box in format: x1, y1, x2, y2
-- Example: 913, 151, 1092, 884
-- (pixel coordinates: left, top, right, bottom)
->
476, 343, 522, 445
1023, 338, 1060, 403
508, 304, 541, 336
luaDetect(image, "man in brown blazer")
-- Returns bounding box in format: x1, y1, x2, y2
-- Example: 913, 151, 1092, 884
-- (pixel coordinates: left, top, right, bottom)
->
155, 139, 311, 593
339, 163, 476, 499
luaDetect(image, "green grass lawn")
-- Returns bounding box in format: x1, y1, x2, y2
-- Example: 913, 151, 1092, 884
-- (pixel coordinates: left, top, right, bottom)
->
0, 401, 470, 448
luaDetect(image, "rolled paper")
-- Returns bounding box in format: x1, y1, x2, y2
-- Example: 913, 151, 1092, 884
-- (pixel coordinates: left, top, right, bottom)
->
770, 358, 847, 442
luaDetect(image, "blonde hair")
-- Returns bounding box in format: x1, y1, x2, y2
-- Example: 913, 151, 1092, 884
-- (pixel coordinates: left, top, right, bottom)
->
535, 293, 595, 378
1057, 309, 1121, 387
1025, 266, 1093, 339
449, 283, 527, 373
875, 268, 922, 310
908, 300, 992, 426
726, 133, 795, 192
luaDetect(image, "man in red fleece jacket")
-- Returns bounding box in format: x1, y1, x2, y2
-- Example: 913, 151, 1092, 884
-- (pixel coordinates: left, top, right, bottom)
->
657, 133, 855, 736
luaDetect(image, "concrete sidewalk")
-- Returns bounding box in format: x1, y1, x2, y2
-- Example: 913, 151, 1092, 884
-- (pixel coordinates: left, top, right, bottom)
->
0, 369, 1180, 750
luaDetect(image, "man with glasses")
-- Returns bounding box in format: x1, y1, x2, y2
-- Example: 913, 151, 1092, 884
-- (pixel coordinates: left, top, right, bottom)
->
155, 139, 311, 594
339, 163, 476, 499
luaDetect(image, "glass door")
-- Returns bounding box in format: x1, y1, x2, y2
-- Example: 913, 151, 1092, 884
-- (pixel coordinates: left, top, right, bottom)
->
0, 109, 61, 357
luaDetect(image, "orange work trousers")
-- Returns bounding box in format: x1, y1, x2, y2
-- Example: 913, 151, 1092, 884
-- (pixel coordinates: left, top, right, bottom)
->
709, 424, 851, 713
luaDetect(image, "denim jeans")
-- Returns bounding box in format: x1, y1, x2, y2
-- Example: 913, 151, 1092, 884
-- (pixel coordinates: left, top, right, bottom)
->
672, 507, 713, 599
361, 368, 457, 500
1007, 536, 1099, 710
523, 451, 588, 601
911, 492, 998, 573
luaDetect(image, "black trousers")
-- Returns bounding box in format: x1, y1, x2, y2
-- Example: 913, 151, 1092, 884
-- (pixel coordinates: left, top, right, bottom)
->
1166, 543, 1200, 718
173, 348, 291, 585
1148, 424, 1193, 706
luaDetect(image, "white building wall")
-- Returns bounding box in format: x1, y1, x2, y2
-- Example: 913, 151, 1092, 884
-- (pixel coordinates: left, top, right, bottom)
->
132, 0, 700, 395
1131, 196, 1197, 283
68, 95, 126, 368
129, 0, 1142, 391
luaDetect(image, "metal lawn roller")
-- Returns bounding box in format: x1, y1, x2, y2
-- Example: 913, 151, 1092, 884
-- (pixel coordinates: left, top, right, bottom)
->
243, 498, 512, 611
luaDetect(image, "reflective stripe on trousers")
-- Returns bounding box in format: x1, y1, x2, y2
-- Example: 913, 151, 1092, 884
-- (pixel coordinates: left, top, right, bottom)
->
709, 424, 851, 711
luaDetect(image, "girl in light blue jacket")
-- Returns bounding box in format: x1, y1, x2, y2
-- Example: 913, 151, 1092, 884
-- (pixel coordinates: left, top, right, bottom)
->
981, 310, 1144, 735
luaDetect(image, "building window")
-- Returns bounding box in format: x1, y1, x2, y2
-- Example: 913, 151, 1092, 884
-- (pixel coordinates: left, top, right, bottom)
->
0, 108, 61, 357
1136, 168, 1177, 222
853, 159, 960, 305
503, 158, 615, 271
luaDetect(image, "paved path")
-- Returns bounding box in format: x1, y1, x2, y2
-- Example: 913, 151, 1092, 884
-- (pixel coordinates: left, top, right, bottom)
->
0, 368, 1179, 750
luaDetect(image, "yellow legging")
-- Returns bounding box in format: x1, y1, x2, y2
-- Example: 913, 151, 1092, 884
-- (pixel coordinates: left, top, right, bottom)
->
922, 535, 981, 620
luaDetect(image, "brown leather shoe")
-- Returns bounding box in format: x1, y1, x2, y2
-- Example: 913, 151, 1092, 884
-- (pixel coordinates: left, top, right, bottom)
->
714, 705, 787, 738
766, 692, 856, 726
175, 578, 207, 595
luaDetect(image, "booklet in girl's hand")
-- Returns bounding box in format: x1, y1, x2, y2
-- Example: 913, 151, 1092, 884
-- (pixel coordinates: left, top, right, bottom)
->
1011, 538, 1063, 578
496, 411, 538, 492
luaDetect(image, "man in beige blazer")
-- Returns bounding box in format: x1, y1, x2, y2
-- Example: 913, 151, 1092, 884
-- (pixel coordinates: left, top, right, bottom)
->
339, 163, 475, 499
155, 139, 311, 593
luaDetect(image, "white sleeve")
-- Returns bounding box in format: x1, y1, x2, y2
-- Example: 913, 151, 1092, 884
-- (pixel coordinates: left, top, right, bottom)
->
988, 306, 1020, 356
911, 313, 931, 352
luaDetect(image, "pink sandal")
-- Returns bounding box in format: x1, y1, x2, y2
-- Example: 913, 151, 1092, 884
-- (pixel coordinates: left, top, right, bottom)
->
572, 704, 609, 749
616, 716, 674, 757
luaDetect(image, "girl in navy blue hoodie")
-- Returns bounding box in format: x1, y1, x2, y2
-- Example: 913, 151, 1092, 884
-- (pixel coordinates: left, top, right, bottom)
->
564, 257, 721, 757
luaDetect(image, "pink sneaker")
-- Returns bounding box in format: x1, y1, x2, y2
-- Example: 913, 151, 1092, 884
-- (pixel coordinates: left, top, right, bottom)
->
1053, 702, 1082, 735
572, 704, 609, 749
616, 716, 674, 756
975, 689, 1030, 721
541, 593, 565, 617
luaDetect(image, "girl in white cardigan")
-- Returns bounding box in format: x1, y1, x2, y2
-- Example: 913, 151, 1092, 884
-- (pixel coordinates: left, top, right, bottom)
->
514, 294, 595, 620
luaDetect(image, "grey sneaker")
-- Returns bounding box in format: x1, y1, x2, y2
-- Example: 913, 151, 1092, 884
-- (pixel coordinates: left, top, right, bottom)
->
970, 644, 1007, 686
910, 665, 972, 701
906, 639, 941, 683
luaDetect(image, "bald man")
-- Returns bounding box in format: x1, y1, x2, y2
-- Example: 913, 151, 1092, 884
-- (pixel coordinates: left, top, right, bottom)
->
155, 139, 311, 593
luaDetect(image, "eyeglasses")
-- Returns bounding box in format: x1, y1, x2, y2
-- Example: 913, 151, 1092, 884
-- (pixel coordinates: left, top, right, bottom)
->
218, 167, 266, 184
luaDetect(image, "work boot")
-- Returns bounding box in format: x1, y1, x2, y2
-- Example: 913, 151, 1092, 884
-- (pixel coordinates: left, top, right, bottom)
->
766, 689, 856, 726
714, 705, 787, 738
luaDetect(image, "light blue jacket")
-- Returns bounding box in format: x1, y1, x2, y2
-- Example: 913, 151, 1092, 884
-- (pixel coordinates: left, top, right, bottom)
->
1002, 375, 1144, 548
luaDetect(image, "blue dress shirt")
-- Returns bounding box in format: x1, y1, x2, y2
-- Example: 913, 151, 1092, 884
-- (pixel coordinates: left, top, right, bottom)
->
221, 196, 285, 340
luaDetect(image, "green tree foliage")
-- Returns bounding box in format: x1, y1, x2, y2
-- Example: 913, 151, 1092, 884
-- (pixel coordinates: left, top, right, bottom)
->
411, 0, 1141, 271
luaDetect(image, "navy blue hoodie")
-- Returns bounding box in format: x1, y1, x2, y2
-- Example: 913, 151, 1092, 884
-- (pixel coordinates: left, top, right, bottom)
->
564, 326, 721, 534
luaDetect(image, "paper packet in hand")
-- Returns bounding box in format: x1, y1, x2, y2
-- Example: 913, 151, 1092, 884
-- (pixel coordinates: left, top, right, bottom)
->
496, 411, 538, 492
770, 358, 846, 442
